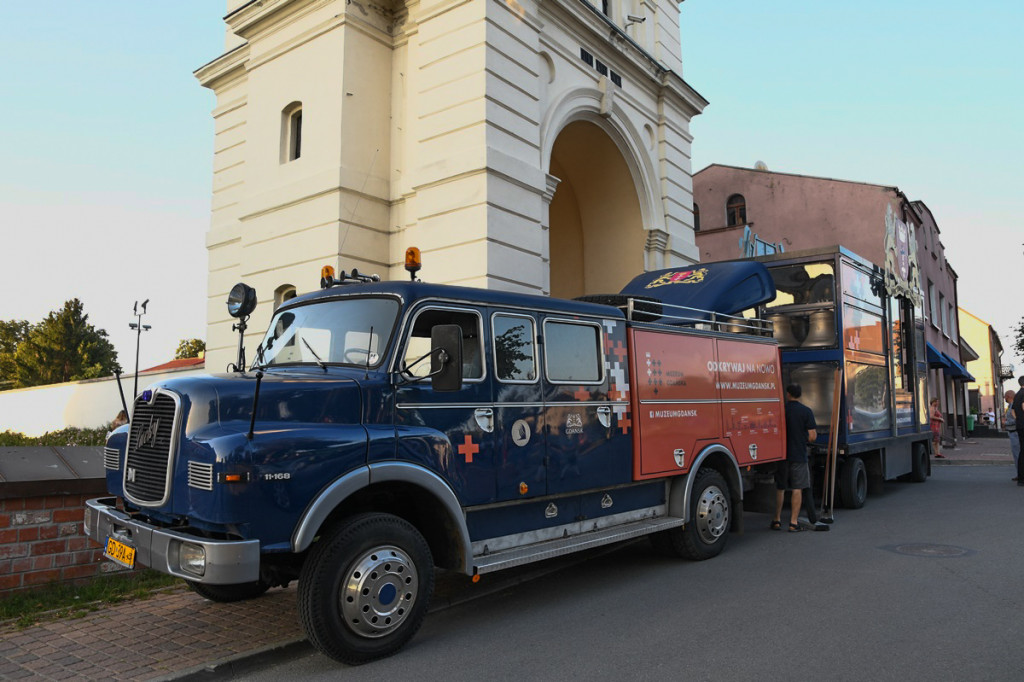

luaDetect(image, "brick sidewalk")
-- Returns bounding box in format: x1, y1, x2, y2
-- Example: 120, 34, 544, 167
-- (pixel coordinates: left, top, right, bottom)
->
0, 584, 303, 681
933, 435, 1015, 465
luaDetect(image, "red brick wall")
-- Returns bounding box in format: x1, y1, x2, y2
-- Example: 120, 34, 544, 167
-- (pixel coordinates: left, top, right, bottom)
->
0, 493, 124, 594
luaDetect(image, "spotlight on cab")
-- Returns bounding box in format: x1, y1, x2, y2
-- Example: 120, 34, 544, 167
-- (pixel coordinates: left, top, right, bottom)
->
226, 283, 257, 319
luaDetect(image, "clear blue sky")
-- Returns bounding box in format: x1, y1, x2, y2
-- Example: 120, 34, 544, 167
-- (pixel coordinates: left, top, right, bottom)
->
1, 1, 1021, 375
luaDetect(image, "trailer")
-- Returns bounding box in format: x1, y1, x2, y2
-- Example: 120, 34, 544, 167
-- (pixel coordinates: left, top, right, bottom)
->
742, 245, 932, 510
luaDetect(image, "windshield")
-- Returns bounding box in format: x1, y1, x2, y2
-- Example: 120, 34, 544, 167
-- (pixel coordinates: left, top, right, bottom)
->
257, 297, 400, 368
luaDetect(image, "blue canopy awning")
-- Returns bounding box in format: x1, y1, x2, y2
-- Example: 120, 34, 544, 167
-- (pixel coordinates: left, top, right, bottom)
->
926, 342, 951, 369
618, 261, 776, 322
942, 352, 976, 382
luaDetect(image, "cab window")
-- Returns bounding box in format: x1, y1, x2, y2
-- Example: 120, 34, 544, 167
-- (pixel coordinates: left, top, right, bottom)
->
492, 313, 536, 383
543, 320, 603, 383
402, 307, 484, 380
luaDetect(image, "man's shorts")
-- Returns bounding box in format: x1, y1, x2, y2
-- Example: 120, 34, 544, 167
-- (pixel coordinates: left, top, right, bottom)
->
775, 461, 810, 491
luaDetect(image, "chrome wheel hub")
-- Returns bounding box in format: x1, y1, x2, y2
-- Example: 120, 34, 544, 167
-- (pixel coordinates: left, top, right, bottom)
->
695, 485, 729, 544
341, 545, 418, 638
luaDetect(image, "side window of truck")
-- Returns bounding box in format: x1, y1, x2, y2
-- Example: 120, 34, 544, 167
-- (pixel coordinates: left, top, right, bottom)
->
492, 313, 537, 382
543, 319, 604, 383
402, 307, 485, 380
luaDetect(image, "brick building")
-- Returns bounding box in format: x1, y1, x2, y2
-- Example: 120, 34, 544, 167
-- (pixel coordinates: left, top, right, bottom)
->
692, 163, 971, 439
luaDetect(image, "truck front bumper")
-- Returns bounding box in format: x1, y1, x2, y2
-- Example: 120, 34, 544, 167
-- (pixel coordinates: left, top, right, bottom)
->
84, 497, 261, 585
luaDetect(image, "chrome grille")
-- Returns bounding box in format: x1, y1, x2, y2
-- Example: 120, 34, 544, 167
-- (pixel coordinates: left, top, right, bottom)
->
124, 392, 179, 505
187, 461, 214, 491
103, 447, 120, 471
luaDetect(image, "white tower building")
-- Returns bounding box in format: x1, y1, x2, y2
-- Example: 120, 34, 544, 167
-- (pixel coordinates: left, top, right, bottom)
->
196, 0, 707, 370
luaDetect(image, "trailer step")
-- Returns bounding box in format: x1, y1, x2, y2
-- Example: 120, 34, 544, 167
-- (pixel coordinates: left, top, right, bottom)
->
471, 516, 685, 575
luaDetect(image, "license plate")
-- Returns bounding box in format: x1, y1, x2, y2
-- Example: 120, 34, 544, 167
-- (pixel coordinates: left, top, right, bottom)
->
105, 536, 136, 569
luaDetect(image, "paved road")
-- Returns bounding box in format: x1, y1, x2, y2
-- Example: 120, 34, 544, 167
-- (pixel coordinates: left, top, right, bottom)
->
233, 464, 1024, 681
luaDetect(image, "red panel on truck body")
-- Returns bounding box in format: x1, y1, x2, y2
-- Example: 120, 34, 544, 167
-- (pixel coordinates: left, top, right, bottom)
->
629, 328, 786, 479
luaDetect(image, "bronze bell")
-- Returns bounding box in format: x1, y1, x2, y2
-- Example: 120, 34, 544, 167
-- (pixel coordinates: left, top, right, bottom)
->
791, 364, 832, 418
802, 310, 836, 347
768, 313, 800, 347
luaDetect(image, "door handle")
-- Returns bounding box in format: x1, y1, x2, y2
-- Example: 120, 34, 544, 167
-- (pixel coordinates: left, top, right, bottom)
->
597, 406, 612, 428
474, 408, 494, 432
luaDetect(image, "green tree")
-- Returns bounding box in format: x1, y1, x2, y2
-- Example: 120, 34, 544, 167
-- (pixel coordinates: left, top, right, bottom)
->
1015, 317, 1024, 362
13, 299, 119, 388
0, 320, 31, 389
174, 338, 206, 360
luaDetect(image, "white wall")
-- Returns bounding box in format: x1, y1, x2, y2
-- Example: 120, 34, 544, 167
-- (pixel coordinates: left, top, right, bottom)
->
0, 367, 206, 437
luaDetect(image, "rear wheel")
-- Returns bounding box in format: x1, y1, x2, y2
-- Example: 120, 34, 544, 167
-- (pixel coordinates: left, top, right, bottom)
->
909, 443, 928, 483
298, 513, 434, 665
651, 468, 731, 561
186, 579, 270, 603
838, 456, 867, 509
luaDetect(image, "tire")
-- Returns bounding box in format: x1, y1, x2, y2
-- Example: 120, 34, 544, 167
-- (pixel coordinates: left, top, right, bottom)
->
186, 579, 270, 603
650, 468, 731, 561
838, 456, 867, 509
909, 443, 928, 483
298, 513, 434, 665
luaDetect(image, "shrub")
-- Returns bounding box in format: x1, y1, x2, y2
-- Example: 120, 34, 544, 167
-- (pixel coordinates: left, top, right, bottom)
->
0, 426, 111, 447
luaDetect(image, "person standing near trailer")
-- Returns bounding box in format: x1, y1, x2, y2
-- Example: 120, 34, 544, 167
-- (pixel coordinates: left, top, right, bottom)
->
772, 384, 817, 533
1004, 390, 1018, 482
1011, 377, 1024, 487
930, 398, 945, 459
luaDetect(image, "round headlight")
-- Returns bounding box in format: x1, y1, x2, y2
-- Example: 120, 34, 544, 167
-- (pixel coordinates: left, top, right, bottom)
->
226, 283, 257, 318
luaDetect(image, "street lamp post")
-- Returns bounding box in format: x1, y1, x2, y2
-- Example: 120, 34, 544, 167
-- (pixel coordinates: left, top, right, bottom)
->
129, 299, 151, 402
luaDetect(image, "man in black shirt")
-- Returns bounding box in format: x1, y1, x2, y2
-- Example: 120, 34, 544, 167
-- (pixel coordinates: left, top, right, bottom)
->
1012, 377, 1024, 486
772, 384, 817, 532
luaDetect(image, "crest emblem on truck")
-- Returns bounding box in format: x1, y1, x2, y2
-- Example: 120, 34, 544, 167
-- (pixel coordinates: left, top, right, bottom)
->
565, 413, 583, 435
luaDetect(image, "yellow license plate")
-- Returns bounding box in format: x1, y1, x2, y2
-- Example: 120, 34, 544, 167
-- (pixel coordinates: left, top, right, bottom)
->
105, 537, 136, 569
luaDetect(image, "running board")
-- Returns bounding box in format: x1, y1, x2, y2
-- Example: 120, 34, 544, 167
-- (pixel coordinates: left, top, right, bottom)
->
471, 516, 684, 575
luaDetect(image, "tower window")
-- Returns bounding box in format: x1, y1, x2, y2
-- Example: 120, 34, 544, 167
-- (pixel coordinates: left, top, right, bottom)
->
726, 194, 746, 227
281, 102, 303, 163
693, 203, 700, 231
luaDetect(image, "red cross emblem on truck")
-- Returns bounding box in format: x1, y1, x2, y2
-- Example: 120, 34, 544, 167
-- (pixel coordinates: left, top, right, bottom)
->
458, 435, 479, 463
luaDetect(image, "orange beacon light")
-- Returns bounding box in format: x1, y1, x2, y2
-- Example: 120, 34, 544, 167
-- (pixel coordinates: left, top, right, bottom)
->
405, 247, 421, 280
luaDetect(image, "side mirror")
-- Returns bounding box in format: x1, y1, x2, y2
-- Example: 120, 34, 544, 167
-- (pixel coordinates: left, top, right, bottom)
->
430, 325, 463, 392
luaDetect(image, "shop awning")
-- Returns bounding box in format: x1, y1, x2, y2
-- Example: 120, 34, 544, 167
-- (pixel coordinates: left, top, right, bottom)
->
926, 342, 951, 369
942, 352, 975, 382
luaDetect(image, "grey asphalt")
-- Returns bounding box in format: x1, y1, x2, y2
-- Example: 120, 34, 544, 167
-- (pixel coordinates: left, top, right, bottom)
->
0, 436, 1017, 680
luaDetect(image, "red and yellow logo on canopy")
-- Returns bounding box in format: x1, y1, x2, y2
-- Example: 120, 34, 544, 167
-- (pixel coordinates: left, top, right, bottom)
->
644, 268, 708, 289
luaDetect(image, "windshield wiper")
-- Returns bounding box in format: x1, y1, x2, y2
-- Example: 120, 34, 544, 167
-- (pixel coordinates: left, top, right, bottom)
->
301, 338, 327, 371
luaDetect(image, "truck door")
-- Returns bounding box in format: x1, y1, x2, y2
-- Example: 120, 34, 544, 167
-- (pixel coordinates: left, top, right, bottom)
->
394, 305, 496, 506
541, 317, 633, 495
490, 311, 546, 500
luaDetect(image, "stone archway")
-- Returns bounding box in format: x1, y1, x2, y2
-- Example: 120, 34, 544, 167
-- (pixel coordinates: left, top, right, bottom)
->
547, 120, 645, 300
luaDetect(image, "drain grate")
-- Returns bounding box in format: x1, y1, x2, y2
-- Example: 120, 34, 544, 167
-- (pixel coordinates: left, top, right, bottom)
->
882, 543, 973, 558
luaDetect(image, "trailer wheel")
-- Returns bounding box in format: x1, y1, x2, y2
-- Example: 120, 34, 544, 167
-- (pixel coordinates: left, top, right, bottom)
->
838, 457, 867, 509
909, 443, 928, 483
650, 468, 730, 561
186, 579, 270, 602
298, 513, 433, 665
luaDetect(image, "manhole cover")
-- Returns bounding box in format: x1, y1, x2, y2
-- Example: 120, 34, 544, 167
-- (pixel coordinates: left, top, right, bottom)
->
882, 543, 973, 558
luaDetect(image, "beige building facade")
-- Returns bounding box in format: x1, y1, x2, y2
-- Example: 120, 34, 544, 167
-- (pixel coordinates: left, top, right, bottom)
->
196, 0, 707, 370
958, 307, 1006, 420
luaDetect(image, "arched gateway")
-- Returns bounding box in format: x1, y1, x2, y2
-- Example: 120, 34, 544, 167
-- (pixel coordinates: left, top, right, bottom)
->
197, 0, 707, 369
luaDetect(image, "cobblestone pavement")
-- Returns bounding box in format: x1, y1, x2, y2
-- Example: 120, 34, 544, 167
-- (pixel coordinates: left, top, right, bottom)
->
0, 584, 303, 681
0, 436, 1015, 681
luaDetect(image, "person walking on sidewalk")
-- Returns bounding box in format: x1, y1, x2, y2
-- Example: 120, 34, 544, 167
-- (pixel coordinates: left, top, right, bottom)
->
930, 398, 945, 459
1003, 390, 1018, 481
1011, 377, 1024, 486
772, 384, 816, 533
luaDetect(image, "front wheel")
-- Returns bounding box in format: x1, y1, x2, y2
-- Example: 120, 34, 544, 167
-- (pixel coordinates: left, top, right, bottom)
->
651, 468, 731, 561
298, 513, 434, 665
186, 579, 270, 603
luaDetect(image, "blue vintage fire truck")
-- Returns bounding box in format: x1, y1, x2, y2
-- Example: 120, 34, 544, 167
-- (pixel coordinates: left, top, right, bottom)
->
86, 253, 792, 664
